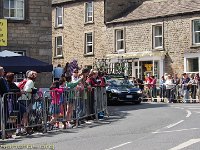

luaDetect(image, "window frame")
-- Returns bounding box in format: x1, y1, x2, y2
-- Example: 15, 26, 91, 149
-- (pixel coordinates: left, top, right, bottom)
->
184, 53, 200, 74
3, 0, 25, 20
55, 36, 63, 57
192, 19, 200, 45
55, 7, 63, 27
85, 2, 94, 23
152, 24, 163, 50
84, 32, 94, 55
115, 29, 125, 53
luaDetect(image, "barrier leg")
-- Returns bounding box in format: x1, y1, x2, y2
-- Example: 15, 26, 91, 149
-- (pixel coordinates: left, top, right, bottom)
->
43, 96, 48, 133
94, 89, 98, 122
1, 96, 5, 140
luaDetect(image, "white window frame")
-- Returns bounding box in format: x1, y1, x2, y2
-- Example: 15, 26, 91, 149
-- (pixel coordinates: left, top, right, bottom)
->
3, 0, 25, 20
85, 32, 93, 55
55, 7, 63, 27
115, 29, 125, 53
55, 36, 63, 57
13, 50, 26, 56
192, 19, 200, 45
152, 24, 163, 49
85, 2, 93, 23
184, 53, 200, 74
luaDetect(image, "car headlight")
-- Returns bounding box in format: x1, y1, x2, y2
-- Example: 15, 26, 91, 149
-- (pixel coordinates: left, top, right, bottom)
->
111, 89, 121, 93
137, 90, 142, 94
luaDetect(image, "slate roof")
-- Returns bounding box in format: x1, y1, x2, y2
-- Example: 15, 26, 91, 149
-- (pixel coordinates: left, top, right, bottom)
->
108, 0, 200, 24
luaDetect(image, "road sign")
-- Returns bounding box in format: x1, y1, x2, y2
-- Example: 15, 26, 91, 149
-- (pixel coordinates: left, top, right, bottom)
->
0, 19, 7, 46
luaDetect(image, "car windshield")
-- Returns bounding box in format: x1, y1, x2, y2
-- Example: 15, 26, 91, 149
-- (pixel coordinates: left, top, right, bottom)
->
108, 79, 134, 88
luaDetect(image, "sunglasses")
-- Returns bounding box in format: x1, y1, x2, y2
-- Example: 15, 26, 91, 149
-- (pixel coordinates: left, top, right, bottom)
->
74, 72, 78, 73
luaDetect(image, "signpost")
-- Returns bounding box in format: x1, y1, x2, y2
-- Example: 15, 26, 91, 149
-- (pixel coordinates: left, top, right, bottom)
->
0, 19, 7, 46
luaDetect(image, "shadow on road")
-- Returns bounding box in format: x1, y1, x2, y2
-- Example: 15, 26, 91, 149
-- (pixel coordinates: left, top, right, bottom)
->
0, 103, 169, 144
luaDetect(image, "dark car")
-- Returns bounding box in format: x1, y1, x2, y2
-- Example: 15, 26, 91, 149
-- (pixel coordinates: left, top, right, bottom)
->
106, 78, 143, 104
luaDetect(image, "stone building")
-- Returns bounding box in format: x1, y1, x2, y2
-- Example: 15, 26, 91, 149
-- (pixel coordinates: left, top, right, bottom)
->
52, 0, 200, 80
0, 0, 52, 87
106, 0, 200, 80
52, 0, 108, 70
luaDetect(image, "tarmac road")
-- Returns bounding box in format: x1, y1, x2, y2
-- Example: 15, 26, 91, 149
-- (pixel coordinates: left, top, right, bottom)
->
1, 102, 200, 150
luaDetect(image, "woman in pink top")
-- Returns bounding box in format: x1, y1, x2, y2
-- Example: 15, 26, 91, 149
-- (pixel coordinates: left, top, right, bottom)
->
49, 81, 64, 128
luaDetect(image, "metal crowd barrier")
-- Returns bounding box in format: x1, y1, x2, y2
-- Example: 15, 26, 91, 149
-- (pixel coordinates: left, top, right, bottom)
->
0, 86, 108, 140
140, 83, 200, 103
0, 91, 45, 140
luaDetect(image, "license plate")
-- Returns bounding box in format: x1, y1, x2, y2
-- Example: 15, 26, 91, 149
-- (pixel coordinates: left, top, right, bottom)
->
126, 95, 132, 98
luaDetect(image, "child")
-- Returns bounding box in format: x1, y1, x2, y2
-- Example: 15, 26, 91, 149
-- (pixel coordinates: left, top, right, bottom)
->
49, 81, 64, 128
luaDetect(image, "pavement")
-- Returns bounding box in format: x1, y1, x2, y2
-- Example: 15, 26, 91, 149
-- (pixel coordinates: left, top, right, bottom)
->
1, 102, 200, 150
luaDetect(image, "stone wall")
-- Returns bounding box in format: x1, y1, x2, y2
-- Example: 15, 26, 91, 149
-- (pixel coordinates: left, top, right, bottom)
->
106, 13, 200, 76
1, 0, 52, 87
52, 0, 107, 69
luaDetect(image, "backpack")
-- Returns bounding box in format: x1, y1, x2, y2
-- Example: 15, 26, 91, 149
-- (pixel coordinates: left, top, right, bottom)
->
17, 79, 27, 90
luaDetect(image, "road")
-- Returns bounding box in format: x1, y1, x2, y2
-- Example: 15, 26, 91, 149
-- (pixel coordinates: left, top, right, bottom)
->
1, 102, 200, 150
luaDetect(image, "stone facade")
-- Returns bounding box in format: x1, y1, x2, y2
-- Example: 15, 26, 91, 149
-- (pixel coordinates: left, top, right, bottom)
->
52, 0, 200, 79
52, 0, 107, 68
106, 13, 200, 76
0, 0, 52, 87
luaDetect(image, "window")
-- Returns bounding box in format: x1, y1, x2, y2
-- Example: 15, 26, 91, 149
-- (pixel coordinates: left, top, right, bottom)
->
115, 29, 124, 52
153, 25, 163, 49
55, 36, 63, 57
3, 0, 24, 20
56, 7, 63, 27
85, 32, 93, 54
14, 73, 26, 82
13, 51, 25, 56
192, 20, 200, 45
85, 2, 93, 23
186, 57, 199, 72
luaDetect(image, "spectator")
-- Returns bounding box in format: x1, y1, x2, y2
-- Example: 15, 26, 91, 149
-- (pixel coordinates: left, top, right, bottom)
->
6, 72, 26, 136
98, 72, 107, 87
173, 73, 180, 102
20, 71, 37, 131
49, 81, 65, 129
150, 76, 157, 100
0, 68, 10, 138
65, 75, 83, 128
145, 74, 153, 101
63, 62, 71, 78
136, 78, 144, 91
159, 76, 166, 102
0, 66, 9, 96
189, 73, 197, 102
71, 69, 79, 82
181, 73, 190, 103
165, 74, 175, 103
53, 64, 64, 81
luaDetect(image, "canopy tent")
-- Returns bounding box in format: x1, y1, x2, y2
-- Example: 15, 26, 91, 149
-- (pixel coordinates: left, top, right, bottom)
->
0, 50, 22, 57
0, 56, 53, 72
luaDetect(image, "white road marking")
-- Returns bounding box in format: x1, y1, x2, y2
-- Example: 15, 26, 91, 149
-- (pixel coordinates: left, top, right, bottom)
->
166, 120, 184, 129
105, 142, 132, 150
186, 110, 192, 118
188, 108, 200, 110
168, 138, 200, 150
194, 111, 200, 113
152, 128, 199, 134
183, 106, 200, 108
174, 107, 184, 110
